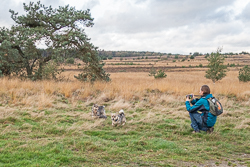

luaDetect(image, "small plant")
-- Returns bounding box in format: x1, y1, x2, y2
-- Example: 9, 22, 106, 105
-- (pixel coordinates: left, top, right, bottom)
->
148, 66, 156, 77
205, 47, 227, 83
238, 65, 250, 82
154, 70, 167, 79
66, 57, 75, 64
148, 67, 167, 79
42, 60, 62, 80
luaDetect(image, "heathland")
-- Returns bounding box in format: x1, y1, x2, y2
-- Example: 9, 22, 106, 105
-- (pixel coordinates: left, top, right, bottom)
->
0, 54, 250, 166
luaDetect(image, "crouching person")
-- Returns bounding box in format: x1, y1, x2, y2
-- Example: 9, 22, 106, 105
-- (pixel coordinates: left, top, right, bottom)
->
185, 85, 216, 134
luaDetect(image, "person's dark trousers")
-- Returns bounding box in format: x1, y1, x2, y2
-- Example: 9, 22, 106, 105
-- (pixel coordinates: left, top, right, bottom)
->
189, 111, 208, 132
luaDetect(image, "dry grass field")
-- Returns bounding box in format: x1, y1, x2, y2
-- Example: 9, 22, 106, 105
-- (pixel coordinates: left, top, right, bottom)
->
0, 54, 250, 166
1, 70, 250, 108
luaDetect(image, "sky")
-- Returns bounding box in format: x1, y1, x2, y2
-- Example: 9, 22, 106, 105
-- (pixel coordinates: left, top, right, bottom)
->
1, 0, 250, 54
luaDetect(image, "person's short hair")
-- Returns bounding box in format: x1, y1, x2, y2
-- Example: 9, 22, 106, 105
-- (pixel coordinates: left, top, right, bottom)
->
201, 85, 210, 94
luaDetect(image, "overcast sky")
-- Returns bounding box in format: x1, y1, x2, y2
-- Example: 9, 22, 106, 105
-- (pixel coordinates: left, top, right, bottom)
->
1, 0, 250, 54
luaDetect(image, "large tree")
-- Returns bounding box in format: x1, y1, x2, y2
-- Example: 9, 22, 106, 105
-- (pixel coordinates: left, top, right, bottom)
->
0, 1, 110, 81
205, 48, 227, 83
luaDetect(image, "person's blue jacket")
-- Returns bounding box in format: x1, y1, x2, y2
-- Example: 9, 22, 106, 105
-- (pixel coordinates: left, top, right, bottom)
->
185, 94, 217, 127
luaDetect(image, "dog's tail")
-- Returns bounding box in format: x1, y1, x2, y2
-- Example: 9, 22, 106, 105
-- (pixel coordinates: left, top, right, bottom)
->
119, 109, 125, 115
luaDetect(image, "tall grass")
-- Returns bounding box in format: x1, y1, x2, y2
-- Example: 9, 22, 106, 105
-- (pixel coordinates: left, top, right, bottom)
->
0, 71, 249, 108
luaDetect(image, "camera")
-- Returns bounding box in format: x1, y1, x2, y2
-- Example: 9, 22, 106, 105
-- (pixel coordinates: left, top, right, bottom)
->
186, 94, 193, 99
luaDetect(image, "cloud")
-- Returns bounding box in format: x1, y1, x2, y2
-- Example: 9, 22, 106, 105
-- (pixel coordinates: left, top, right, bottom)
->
93, 0, 236, 34
85, 0, 249, 54
238, 2, 250, 21
81, 0, 99, 10
0, 0, 22, 27
1, 0, 250, 54
0, 0, 66, 27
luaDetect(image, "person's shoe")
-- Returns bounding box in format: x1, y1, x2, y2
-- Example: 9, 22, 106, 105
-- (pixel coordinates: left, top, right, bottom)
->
192, 130, 200, 133
207, 127, 214, 134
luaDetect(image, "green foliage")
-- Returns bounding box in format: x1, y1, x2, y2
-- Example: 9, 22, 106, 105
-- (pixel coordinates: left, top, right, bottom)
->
148, 66, 156, 77
238, 65, 250, 82
154, 70, 167, 79
228, 63, 236, 67
98, 51, 165, 58
41, 60, 62, 80
193, 52, 199, 56
149, 66, 167, 79
205, 48, 227, 83
190, 55, 194, 59
110, 62, 136, 65
66, 58, 75, 64
0, 1, 109, 82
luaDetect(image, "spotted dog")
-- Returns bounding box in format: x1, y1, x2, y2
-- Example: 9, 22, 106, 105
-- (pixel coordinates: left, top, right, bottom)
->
111, 109, 126, 126
91, 104, 107, 119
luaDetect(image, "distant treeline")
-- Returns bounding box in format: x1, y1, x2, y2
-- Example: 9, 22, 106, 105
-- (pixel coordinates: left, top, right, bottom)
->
97, 50, 183, 59
97, 50, 249, 60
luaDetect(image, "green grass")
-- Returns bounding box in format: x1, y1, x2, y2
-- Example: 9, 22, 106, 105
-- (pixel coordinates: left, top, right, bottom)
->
0, 99, 250, 167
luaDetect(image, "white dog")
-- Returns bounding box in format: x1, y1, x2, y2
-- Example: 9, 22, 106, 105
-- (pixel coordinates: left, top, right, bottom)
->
111, 109, 126, 126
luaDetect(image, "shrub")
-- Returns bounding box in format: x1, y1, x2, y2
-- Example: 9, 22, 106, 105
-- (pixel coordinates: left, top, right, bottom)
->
229, 63, 236, 67
238, 65, 250, 82
193, 52, 199, 56
205, 48, 227, 83
66, 58, 75, 64
149, 67, 167, 79
148, 66, 156, 77
154, 70, 167, 79
42, 60, 62, 80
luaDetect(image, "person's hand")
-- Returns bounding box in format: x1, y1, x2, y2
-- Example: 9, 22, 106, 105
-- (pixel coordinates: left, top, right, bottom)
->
186, 94, 194, 101
191, 94, 194, 100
